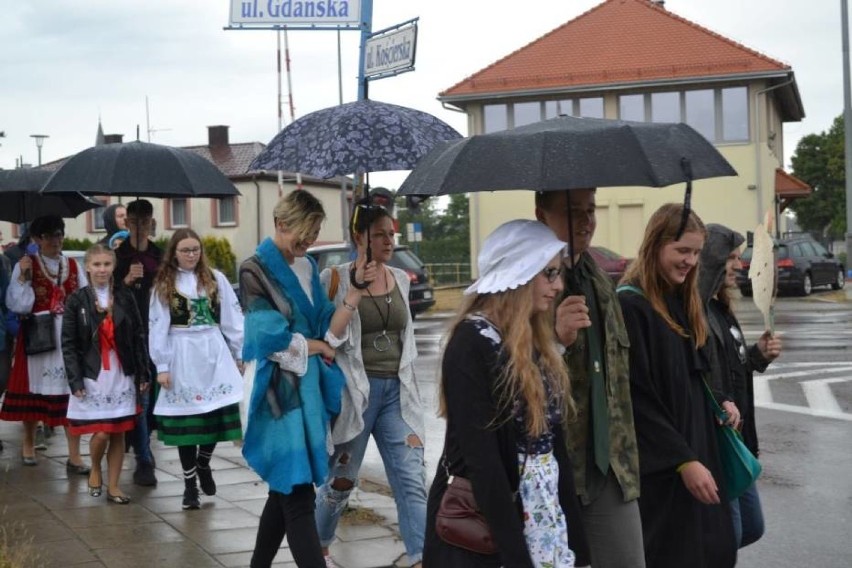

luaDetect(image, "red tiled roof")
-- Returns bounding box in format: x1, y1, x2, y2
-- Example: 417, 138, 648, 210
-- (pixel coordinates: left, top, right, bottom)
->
775, 168, 811, 198
441, 0, 791, 99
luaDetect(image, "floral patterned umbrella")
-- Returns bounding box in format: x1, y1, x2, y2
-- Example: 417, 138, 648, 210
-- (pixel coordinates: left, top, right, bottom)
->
248, 99, 462, 178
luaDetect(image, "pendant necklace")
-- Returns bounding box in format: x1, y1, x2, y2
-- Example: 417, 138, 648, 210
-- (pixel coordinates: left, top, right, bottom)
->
366, 268, 393, 352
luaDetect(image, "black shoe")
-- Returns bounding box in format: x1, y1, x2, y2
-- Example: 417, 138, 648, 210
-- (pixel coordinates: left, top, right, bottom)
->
197, 466, 216, 496
66, 460, 91, 475
133, 461, 158, 487
182, 486, 200, 510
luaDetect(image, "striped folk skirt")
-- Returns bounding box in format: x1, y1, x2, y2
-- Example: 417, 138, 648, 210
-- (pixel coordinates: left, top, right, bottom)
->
157, 403, 242, 446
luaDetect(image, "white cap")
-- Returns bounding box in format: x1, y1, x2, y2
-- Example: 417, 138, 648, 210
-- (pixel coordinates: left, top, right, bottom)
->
464, 220, 566, 296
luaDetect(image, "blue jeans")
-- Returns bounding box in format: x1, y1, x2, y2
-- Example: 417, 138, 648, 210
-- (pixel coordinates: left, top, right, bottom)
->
315, 377, 427, 564
730, 482, 764, 548
130, 390, 153, 465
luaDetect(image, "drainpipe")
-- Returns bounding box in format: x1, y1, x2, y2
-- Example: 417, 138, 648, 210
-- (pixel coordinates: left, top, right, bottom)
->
754, 78, 794, 232
252, 174, 262, 245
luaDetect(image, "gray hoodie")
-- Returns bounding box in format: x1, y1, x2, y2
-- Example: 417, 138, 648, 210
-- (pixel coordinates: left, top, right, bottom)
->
699, 223, 745, 304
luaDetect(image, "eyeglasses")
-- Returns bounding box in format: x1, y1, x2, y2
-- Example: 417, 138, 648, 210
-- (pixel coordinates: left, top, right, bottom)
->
351, 203, 388, 231
39, 231, 64, 239
176, 247, 201, 255
541, 266, 563, 283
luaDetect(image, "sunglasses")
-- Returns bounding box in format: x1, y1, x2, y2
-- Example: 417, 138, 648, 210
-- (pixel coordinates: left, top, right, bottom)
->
541, 266, 563, 283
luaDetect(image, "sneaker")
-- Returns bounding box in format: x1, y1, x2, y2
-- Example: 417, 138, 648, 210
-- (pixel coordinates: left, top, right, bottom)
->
182, 486, 200, 510
323, 555, 337, 568
34, 426, 47, 451
133, 461, 158, 487
197, 465, 216, 496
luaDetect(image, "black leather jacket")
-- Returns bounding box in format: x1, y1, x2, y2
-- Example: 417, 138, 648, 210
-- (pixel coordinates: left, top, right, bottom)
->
62, 286, 151, 394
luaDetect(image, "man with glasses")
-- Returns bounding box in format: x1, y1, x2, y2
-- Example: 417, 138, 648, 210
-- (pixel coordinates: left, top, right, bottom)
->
535, 189, 644, 568
114, 199, 162, 487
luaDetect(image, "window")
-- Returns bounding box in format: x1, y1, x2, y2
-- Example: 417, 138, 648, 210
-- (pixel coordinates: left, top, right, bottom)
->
579, 98, 604, 119
215, 196, 237, 226
651, 92, 680, 124
545, 100, 572, 119
484, 104, 508, 133
812, 242, 829, 257
685, 89, 715, 141
89, 197, 109, 232
619, 94, 645, 122
169, 198, 188, 228
513, 101, 542, 127
722, 87, 748, 141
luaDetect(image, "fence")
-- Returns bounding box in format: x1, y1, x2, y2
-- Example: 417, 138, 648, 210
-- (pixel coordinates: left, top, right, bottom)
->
425, 262, 472, 286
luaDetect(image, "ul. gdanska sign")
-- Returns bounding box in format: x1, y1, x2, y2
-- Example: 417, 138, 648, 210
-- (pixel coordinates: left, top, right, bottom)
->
230, 0, 362, 26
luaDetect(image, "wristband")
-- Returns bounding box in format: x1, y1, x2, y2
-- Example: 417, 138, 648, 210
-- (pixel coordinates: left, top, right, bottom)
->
349, 266, 370, 290
342, 299, 357, 312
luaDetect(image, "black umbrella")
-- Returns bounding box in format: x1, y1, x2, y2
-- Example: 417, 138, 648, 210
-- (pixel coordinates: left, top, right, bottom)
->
397, 115, 737, 196
41, 141, 240, 198
249, 99, 463, 178
0, 168, 101, 223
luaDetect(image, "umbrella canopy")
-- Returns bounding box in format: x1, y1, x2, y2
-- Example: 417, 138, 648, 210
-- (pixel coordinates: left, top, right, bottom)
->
249, 99, 463, 178
41, 141, 240, 198
0, 169, 101, 223
397, 115, 737, 196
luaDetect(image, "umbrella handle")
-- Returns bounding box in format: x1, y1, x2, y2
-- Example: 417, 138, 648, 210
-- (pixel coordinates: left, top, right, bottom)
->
674, 158, 694, 241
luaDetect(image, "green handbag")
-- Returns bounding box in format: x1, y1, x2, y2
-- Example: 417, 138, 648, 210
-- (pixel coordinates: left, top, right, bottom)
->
702, 381, 762, 500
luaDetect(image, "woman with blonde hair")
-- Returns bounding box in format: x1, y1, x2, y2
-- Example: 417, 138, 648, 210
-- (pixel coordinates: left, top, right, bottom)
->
62, 243, 150, 504
240, 190, 372, 567
423, 219, 586, 568
617, 204, 736, 567
149, 228, 245, 510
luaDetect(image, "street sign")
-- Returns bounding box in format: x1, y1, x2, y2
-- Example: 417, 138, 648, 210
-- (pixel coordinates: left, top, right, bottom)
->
364, 22, 417, 78
228, 0, 362, 27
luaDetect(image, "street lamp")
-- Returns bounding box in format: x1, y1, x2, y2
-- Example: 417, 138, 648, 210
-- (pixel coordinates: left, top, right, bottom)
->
30, 134, 49, 166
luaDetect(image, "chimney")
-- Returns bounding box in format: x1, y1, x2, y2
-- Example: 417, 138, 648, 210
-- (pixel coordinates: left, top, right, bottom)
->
208, 125, 230, 147
103, 134, 124, 144
651, 0, 666, 7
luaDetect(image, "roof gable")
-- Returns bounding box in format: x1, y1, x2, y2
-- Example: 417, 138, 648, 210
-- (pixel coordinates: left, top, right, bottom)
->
441, 0, 790, 99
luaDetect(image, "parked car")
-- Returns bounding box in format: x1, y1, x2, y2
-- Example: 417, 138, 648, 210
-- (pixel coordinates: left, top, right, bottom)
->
736, 236, 845, 297
307, 243, 436, 318
588, 246, 632, 284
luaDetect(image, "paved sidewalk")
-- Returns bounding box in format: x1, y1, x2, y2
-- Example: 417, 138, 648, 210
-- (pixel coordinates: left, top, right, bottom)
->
0, 421, 410, 568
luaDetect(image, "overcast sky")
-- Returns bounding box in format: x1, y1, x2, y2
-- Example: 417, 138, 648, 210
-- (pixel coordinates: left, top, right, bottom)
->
0, 0, 845, 190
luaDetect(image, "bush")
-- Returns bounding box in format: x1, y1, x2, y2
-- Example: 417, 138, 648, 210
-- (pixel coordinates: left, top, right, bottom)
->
202, 236, 236, 282
63, 237, 95, 251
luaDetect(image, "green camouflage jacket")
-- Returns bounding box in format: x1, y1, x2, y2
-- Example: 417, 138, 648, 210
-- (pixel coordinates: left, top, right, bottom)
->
562, 253, 640, 504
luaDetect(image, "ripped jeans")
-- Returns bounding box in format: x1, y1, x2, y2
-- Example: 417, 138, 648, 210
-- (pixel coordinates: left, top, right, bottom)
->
315, 376, 427, 564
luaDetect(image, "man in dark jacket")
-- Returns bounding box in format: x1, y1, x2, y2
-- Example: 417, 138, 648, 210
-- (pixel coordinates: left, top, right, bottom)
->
536, 189, 644, 568
114, 199, 162, 486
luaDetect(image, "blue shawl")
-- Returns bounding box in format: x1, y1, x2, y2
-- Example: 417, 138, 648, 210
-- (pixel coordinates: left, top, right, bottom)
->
241, 238, 345, 494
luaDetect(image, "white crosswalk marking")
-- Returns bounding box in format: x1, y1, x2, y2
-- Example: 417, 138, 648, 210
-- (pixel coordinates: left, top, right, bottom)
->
756, 362, 852, 421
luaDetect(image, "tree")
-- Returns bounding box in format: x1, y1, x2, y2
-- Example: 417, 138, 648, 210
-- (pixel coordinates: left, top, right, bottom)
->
790, 115, 846, 239
395, 193, 470, 264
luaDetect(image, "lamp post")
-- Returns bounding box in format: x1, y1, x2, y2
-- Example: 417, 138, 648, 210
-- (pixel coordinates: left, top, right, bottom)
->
30, 134, 49, 166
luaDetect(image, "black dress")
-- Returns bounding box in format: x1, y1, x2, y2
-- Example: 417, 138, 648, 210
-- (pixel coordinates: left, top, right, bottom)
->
618, 290, 737, 568
423, 316, 588, 568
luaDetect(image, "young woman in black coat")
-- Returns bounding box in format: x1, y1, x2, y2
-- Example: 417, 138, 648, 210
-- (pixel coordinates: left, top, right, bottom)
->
63, 244, 150, 504
424, 220, 588, 568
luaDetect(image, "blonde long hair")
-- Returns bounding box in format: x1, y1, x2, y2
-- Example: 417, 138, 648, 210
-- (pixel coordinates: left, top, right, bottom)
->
438, 284, 574, 437
153, 228, 218, 303
619, 203, 707, 346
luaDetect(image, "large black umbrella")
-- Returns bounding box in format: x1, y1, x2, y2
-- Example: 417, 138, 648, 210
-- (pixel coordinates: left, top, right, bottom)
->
249, 99, 463, 178
41, 141, 240, 198
397, 115, 737, 196
0, 168, 101, 223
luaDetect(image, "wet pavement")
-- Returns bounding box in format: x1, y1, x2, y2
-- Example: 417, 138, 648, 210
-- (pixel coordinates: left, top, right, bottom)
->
0, 422, 410, 567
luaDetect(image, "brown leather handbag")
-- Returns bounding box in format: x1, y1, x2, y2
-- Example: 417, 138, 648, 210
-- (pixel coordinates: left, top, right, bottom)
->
435, 472, 497, 555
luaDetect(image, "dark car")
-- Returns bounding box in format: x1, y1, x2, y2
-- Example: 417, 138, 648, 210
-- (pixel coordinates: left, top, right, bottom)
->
736, 236, 845, 297
588, 246, 632, 284
307, 243, 436, 318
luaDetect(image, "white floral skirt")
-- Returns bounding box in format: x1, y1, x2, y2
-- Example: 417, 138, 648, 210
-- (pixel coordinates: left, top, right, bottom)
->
518, 451, 575, 567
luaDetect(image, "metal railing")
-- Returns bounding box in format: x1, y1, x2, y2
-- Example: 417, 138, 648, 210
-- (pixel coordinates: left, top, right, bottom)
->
425, 262, 472, 286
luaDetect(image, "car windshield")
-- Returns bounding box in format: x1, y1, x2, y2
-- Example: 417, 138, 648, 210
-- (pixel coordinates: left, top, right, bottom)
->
391, 248, 424, 271
741, 244, 788, 261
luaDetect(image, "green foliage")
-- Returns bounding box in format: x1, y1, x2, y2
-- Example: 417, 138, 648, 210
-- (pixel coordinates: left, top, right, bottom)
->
790, 115, 847, 239
202, 236, 236, 281
152, 236, 170, 251
62, 237, 95, 251
395, 194, 470, 265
